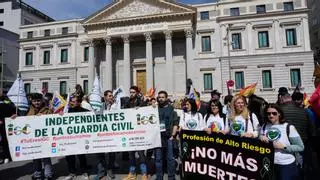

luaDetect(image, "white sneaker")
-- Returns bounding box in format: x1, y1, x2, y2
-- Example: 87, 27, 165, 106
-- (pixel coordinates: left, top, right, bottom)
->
4, 158, 9, 164
81, 173, 90, 180
63, 173, 76, 180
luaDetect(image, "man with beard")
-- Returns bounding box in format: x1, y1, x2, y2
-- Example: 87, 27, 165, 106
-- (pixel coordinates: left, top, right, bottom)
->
154, 90, 179, 180
64, 96, 90, 180
123, 86, 147, 180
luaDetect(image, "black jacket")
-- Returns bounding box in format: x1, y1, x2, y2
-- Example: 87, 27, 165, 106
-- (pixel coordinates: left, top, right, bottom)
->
68, 106, 89, 113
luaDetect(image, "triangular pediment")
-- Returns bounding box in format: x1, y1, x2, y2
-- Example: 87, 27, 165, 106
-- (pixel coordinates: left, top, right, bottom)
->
83, 0, 195, 25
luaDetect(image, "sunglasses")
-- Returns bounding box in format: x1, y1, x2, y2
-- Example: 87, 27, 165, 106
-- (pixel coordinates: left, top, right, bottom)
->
267, 112, 278, 116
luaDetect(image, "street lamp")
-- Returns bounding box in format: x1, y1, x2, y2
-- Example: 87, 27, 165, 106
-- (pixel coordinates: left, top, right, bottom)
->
223, 24, 233, 94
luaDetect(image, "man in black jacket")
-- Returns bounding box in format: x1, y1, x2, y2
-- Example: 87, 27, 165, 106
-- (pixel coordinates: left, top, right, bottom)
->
155, 90, 179, 180
64, 96, 90, 180
122, 86, 148, 180
0, 95, 16, 164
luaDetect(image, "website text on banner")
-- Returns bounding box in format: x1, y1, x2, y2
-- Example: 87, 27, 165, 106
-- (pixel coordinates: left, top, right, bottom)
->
5, 106, 162, 161
181, 130, 274, 180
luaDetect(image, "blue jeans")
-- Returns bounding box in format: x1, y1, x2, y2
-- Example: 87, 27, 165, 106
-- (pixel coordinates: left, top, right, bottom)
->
33, 158, 53, 178
275, 162, 299, 180
155, 139, 175, 180
128, 151, 147, 175
95, 153, 116, 180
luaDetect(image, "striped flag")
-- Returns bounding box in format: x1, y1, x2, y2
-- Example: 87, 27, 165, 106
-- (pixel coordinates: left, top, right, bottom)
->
89, 74, 102, 112
7, 74, 29, 112
188, 85, 201, 110
237, 82, 257, 97
52, 91, 67, 113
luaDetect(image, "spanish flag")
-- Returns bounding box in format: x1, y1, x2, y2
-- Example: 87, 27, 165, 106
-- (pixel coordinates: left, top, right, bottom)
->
303, 93, 310, 108
145, 87, 156, 98
237, 82, 257, 97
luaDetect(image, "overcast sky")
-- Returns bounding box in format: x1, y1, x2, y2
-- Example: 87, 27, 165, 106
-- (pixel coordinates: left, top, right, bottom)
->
23, 0, 214, 20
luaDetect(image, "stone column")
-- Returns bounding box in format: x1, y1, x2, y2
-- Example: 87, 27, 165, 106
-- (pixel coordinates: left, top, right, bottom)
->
19, 46, 23, 70
35, 44, 40, 67
246, 23, 253, 55
88, 39, 95, 92
122, 34, 131, 92
302, 17, 311, 51
185, 29, 193, 79
104, 36, 113, 90
144, 32, 153, 90
164, 30, 174, 94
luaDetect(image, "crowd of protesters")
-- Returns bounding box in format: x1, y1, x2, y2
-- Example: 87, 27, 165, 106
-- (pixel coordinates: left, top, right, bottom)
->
0, 76, 319, 180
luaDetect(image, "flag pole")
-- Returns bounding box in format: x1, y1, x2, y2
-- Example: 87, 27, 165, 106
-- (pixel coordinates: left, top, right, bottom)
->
16, 73, 20, 115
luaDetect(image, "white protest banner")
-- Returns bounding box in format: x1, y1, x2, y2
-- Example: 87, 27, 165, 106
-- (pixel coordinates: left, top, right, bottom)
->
5, 106, 161, 161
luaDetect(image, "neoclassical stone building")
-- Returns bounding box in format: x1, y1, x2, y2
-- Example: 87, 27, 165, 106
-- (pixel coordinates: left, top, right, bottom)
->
19, 0, 314, 102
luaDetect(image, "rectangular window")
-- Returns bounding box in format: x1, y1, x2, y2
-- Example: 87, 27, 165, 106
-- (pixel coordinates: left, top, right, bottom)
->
230, 7, 240, 16
0, 21, 3, 26
256, 5, 266, 14
27, 31, 33, 39
42, 82, 48, 91
262, 70, 272, 88
25, 52, 33, 65
62, 27, 68, 35
24, 83, 31, 94
43, 50, 50, 64
235, 71, 244, 89
203, 73, 213, 90
284, 2, 294, 11
44, 29, 50, 37
0, 9, 4, 13
83, 80, 88, 95
290, 69, 301, 87
258, 31, 269, 48
84, 47, 89, 62
232, 33, 242, 49
201, 36, 211, 52
286, 29, 297, 46
200, 11, 209, 20
60, 49, 68, 63
59, 81, 67, 95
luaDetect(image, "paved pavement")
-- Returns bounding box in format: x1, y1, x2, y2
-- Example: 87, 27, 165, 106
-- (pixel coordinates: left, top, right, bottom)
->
0, 153, 181, 180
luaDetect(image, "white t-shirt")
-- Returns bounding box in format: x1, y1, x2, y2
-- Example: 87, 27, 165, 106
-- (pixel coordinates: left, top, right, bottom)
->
179, 112, 205, 131
229, 113, 260, 137
204, 114, 229, 132
261, 123, 300, 165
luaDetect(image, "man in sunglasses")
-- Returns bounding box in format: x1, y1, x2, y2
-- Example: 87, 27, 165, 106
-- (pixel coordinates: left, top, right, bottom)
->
123, 86, 148, 180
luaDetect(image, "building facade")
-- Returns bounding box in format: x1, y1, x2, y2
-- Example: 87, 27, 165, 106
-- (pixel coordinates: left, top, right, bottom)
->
19, 0, 314, 102
0, 0, 54, 34
0, 0, 53, 93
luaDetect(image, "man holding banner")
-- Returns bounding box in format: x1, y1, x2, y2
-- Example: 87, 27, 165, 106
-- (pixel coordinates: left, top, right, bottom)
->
64, 95, 90, 180
123, 86, 148, 180
93, 90, 117, 180
26, 93, 54, 180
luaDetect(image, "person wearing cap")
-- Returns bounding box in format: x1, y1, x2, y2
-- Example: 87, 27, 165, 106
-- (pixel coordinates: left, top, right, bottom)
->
210, 90, 221, 102
276, 87, 289, 105
27, 93, 54, 180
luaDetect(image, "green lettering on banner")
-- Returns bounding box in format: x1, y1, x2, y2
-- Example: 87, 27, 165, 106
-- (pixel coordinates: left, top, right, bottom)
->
120, 112, 125, 120
56, 117, 62, 125
52, 127, 63, 136
34, 128, 48, 137
69, 116, 75, 124
74, 115, 80, 124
